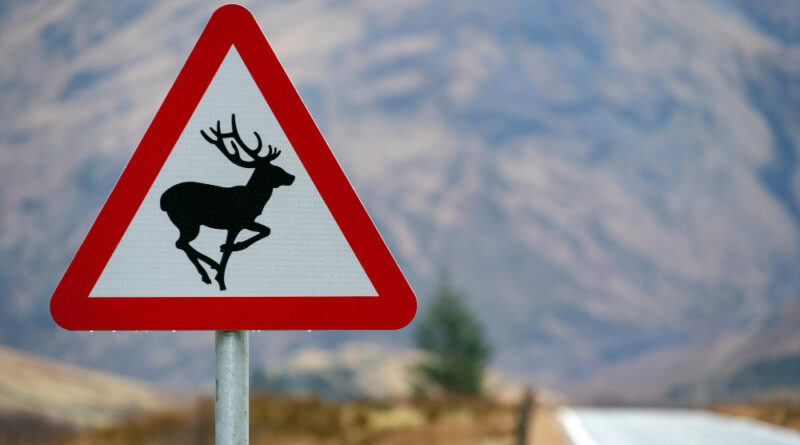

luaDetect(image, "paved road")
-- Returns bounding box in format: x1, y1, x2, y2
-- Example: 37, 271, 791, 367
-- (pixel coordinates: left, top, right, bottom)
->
558, 408, 800, 445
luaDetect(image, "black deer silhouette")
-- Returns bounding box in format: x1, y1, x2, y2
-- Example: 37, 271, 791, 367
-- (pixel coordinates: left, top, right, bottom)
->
160, 114, 295, 290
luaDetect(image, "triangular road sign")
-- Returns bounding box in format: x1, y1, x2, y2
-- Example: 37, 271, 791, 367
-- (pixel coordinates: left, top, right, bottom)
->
50, 5, 416, 330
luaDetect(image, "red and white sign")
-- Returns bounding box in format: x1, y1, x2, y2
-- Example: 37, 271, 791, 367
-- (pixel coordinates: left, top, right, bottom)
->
50, 5, 416, 330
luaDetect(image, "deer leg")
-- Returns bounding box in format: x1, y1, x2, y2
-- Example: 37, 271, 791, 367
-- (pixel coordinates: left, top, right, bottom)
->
175, 228, 216, 284
215, 229, 241, 291
193, 250, 220, 271
223, 222, 271, 252
179, 247, 210, 284
179, 237, 220, 271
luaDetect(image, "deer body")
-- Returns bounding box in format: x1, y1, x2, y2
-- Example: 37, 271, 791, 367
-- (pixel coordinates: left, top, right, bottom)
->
161, 183, 268, 227
160, 114, 294, 290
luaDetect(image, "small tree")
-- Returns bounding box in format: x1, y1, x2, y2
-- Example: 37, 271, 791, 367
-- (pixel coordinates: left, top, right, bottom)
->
414, 273, 492, 396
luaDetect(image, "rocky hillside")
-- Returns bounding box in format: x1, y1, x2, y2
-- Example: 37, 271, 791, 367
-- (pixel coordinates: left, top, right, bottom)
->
1, 0, 799, 401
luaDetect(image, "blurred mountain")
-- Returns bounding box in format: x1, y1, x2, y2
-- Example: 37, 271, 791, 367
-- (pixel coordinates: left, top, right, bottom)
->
665, 299, 800, 405
253, 343, 426, 400
252, 342, 526, 402
1, 0, 800, 402
0, 344, 177, 428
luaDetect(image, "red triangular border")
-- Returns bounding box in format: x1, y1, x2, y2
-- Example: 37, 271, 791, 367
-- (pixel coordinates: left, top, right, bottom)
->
50, 4, 416, 330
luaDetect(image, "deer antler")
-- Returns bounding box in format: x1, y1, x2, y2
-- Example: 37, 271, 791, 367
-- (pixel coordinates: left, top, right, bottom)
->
200, 114, 265, 167
228, 114, 263, 158
264, 145, 281, 162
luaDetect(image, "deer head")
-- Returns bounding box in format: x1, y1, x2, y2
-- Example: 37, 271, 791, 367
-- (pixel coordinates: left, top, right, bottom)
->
200, 114, 295, 188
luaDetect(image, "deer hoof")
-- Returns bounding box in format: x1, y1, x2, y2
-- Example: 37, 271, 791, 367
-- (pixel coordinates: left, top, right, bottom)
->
215, 272, 227, 291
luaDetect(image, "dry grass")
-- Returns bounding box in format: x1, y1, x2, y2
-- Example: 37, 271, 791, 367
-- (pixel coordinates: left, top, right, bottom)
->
0, 411, 75, 445
9, 396, 531, 445
713, 398, 800, 431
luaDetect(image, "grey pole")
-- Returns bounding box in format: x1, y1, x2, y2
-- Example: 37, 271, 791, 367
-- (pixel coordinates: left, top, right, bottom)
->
216, 330, 249, 445
515, 388, 534, 445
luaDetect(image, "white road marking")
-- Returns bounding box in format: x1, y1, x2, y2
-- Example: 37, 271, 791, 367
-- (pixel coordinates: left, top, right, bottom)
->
557, 408, 800, 445
558, 407, 600, 445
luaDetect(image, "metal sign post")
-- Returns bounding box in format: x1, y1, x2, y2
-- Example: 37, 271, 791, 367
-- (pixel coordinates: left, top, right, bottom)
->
216, 330, 249, 445
49, 6, 416, 441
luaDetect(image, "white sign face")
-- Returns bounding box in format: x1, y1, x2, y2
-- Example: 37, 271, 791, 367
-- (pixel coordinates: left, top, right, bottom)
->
51, 5, 416, 331
90, 48, 377, 297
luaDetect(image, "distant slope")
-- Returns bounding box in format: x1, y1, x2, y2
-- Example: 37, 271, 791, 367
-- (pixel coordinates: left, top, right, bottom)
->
0, 0, 799, 403
252, 342, 527, 402
664, 299, 800, 404
0, 344, 178, 428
